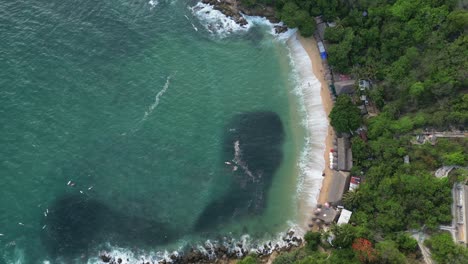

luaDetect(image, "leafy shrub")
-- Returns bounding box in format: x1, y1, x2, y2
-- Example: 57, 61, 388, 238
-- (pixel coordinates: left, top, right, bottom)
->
303, 231, 321, 251
238, 255, 258, 264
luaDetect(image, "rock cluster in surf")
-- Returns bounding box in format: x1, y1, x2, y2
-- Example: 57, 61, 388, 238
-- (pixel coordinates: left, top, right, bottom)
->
99, 229, 303, 264
201, 0, 288, 33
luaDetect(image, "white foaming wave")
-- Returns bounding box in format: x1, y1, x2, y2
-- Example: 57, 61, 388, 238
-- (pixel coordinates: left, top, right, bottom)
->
190, 3, 248, 37
232, 140, 256, 181
243, 16, 298, 41
84, 222, 304, 263
148, 0, 159, 9
87, 247, 151, 264
190, 2, 297, 40
86, 244, 181, 264
286, 34, 328, 211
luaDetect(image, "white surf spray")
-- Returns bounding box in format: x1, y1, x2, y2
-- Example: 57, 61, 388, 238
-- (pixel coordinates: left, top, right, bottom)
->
85, 222, 304, 264
286, 34, 328, 219
148, 0, 159, 10
190, 3, 248, 37
190, 2, 296, 39
131, 74, 175, 133
232, 140, 256, 181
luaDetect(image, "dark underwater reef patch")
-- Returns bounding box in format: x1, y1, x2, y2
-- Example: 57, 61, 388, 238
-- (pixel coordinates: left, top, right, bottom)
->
41, 194, 178, 259
195, 111, 285, 231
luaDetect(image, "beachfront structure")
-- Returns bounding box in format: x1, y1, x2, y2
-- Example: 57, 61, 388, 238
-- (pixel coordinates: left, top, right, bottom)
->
334, 80, 355, 95
337, 209, 352, 225
454, 183, 467, 245
312, 206, 339, 225
337, 137, 353, 171
359, 79, 371, 91
317, 41, 327, 59
349, 176, 361, 191
326, 171, 351, 204
314, 16, 327, 41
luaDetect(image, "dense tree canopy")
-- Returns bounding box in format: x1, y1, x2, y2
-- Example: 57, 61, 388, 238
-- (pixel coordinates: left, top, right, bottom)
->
304, 231, 321, 251
424, 232, 468, 264
329, 95, 361, 134
240, 1, 468, 263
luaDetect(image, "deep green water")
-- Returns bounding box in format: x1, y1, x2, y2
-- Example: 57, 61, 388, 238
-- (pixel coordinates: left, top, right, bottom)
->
0, 0, 306, 262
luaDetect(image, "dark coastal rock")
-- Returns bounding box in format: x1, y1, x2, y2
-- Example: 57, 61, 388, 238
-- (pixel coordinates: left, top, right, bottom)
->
217, 245, 228, 254
100, 254, 112, 263
274, 25, 288, 34
95, 229, 303, 263
202, 0, 282, 29
202, 0, 248, 26
239, 5, 278, 23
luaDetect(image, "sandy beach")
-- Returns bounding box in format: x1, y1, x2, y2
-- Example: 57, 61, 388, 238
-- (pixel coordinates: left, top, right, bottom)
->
296, 35, 335, 213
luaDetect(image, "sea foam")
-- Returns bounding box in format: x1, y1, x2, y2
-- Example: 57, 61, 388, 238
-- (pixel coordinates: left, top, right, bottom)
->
130, 74, 174, 133
190, 2, 248, 37
84, 223, 304, 264
190, 2, 296, 39
148, 0, 159, 9
286, 35, 328, 213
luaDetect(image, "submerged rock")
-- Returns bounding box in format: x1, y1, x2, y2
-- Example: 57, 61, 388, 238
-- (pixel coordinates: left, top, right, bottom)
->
100, 254, 112, 263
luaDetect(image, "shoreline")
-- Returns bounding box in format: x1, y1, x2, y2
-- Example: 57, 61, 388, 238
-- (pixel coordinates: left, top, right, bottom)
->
295, 35, 334, 225
94, 13, 333, 264
284, 33, 330, 231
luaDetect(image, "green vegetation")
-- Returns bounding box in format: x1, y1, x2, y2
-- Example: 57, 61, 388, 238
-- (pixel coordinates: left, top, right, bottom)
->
276, 1, 316, 36
262, 0, 468, 263
238, 255, 258, 264
303, 231, 321, 251
320, 0, 467, 234
238, 0, 318, 36
424, 232, 468, 264
329, 95, 361, 134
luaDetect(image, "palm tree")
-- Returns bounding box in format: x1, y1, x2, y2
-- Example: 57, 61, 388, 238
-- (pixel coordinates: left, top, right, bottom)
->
342, 189, 361, 209
331, 224, 356, 248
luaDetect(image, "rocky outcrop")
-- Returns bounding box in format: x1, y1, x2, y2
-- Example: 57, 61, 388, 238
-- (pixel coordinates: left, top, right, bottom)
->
202, 0, 248, 26
98, 229, 303, 264
201, 0, 288, 33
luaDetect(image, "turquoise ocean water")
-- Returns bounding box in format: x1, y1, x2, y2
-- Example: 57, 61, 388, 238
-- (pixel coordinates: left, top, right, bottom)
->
0, 0, 309, 262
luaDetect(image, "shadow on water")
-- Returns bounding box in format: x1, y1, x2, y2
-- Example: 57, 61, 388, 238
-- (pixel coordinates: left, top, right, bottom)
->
195, 111, 284, 231
41, 194, 178, 260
